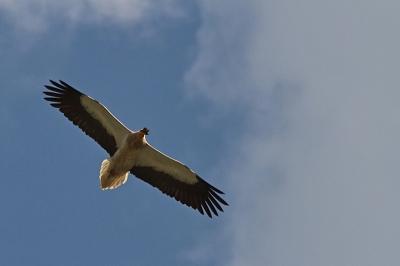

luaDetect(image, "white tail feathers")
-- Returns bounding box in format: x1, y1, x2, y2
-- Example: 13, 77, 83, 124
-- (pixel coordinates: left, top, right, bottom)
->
99, 159, 129, 190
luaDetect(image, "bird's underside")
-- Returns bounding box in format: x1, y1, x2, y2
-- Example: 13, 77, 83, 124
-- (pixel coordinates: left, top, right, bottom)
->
43, 80, 228, 218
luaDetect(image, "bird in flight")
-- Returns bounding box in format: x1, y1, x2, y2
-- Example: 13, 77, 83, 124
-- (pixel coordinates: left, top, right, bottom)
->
43, 80, 228, 217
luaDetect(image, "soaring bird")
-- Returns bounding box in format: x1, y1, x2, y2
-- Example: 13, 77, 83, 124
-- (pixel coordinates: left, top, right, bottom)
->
43, 80, 228, 217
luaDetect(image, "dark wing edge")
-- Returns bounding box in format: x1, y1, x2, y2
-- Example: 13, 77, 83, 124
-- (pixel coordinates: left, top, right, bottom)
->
130, 166, 228, 218
43, 80, 118, 156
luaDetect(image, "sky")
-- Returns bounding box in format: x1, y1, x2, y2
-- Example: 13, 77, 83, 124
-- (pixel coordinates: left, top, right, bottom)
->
1, 0, 400, 265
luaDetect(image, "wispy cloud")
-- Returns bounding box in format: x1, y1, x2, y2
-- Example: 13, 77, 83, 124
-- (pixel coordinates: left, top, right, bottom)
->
186, 1, 400, 265
0, 0, 185, 32
184, 1, 261, 110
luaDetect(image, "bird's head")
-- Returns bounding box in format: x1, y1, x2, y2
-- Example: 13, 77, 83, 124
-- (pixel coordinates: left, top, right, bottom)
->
140, 127, 150, 135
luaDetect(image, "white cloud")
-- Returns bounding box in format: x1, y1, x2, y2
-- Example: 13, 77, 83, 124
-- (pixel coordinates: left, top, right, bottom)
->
184, 0, 262, 110
187, 0, 400, 265
0, 0, 185, 32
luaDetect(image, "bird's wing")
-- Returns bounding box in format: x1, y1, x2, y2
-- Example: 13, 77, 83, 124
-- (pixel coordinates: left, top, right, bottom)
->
43, 80, 131, 156
130, 144, 228, 218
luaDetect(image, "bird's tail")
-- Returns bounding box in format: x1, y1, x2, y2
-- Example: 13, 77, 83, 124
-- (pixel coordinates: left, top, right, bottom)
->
99, 159, 129, 190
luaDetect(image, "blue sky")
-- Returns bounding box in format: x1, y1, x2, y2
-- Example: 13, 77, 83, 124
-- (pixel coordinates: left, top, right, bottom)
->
2, 1, 400, 265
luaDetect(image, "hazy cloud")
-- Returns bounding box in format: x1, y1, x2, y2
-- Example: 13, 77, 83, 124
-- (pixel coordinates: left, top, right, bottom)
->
187, 0, 400, 265
0, 0, 185, 32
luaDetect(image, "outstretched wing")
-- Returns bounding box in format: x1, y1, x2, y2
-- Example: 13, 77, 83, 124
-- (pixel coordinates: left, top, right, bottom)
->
43, 80, 131, 156
130, 145, 228, 218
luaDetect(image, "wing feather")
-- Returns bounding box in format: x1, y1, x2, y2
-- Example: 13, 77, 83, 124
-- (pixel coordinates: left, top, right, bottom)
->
130, 145, 228, 218
43, 80, 131, 156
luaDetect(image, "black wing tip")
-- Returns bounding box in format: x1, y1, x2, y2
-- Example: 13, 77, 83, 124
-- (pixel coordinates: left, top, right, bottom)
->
48, 79, 64, 89
58, 80, 72, 88
200, 203, 225, 218
196, 175, 225, 193
209, 190, 229, 207
196, 175, 228, 201
44, 79, 82, 96
197, 180, 229, 218
48, 79, 66, 86
199, 205, 222, 218
130, 167, 229, 218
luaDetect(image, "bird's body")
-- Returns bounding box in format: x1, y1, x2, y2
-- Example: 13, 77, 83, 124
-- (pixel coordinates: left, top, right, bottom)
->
99, 131, 145, 189
43, 80, 227, 217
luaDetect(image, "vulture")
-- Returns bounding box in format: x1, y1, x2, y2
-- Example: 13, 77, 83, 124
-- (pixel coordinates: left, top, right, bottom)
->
43, 80, 228, 217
